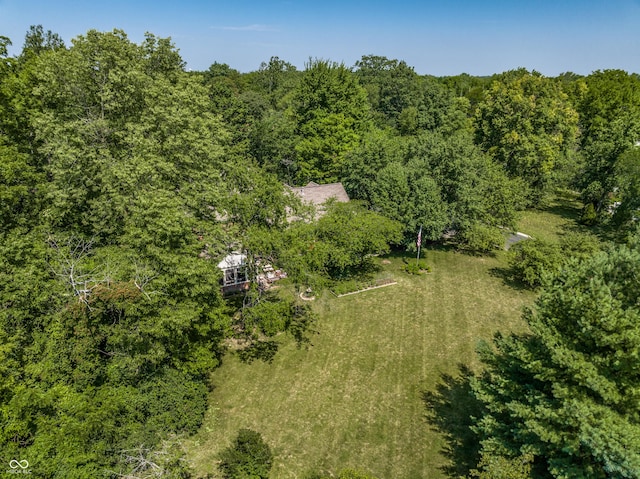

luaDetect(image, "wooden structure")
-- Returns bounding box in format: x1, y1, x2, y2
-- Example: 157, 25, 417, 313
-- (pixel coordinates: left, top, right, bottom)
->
217, 252, 250, 294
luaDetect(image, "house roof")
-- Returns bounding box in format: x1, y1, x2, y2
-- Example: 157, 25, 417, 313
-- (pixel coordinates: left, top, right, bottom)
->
289, 182, 350, 207
217, 253, 246, 270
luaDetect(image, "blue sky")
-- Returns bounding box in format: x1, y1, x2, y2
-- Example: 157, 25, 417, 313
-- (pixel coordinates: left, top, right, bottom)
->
1, 0, 639, 75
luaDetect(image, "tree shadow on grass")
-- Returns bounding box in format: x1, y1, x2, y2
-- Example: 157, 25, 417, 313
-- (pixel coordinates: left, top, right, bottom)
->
422, 364, 484, 478
545, 201, 581, 223
237, 339, 279, 364
385, 241, 459, 259
488, 266, 530, 292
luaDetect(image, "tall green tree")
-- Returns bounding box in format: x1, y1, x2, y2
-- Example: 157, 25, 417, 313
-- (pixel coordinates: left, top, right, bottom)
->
201, 61, 270, 155
252, 55, 299, 108
19, 24, 65, 62
369, 160, 449, 243
469, 452, 533, 479
474, 69, 579, 204
344, 129, 525, 248
248, 109, 299, 182
354, 55, 422, 129
0, 36, 18, 144
354, 55, 466, 135
1, 27, 63, 161
473, 242, 640, 477
0, 141, 43, 229
578, 70, 640, 213
289, 59, 370, 183
407, 131, 525, 233
0, 29, 235, 477
439, 73, 491, 115
341, 129, 405, 203
612, 146, 640, 227
28, 29, 231, 241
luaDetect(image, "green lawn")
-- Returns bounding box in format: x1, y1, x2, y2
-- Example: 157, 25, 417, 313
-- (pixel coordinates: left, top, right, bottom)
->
186, 248, 535, 478
516, 191, 584, 242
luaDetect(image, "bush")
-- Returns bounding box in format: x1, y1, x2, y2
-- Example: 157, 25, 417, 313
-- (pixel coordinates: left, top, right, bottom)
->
305, 468, 379, 479
509, 240, 563, 288
404, 259, 430, 275
510, 234, 602, 289
459, 224, 505, 253
559, 231, 601, 260
330, 279, 364, 295
138, 368, 209, 438
241, 293, 316, 343
243, 297, 290, 336
219, 428, 273, 479
580, 203, 598, 225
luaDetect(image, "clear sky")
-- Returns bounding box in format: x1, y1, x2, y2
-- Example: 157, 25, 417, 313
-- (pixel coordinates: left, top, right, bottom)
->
1, 0, 639, 76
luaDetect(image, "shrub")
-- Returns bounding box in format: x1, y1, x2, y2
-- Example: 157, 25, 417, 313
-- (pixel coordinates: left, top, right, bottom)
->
138, 369, 209, 437
580, 203, 598, 225
330, 279, 363, 295
459, 224, 505, 253
558, 231, 601, 260
404, 259, 430, 275
219, 428, 273, 479
241, 293, 315, 343
305, 468, 379, 479
509, 239, 563, 288
510, 234, 602, 289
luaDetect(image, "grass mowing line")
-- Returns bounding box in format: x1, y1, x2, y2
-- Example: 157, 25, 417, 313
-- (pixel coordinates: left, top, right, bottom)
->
334, 280, 398, 297
186, 249, 535, 478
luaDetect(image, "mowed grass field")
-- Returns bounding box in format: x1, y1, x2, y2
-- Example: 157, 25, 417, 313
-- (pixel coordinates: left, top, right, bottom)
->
517, 191, 584, 242
186, 248, 537, 478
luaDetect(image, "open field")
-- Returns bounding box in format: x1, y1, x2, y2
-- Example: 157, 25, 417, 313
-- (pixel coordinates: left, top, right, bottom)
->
186, 248, 536, 478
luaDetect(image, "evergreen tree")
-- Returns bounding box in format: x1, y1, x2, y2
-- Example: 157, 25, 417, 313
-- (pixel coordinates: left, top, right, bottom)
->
473, 242, 640, 478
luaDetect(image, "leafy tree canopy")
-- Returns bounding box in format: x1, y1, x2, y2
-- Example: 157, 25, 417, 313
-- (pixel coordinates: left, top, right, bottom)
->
219, 428, 273, 479
578, 70, 640, 212
289, 58, 371, 183
474, 69, 580, 204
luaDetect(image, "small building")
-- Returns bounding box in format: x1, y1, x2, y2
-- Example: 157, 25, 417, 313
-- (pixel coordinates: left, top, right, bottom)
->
217, 252, 250, 295
288, 182, 350, 219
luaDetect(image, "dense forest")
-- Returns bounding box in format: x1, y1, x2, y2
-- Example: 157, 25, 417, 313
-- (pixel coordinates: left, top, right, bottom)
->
1, 26, 640, 478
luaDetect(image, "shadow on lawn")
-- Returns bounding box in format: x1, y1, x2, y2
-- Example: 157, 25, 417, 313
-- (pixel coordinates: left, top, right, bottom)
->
422, 364, 484, 478
545, 200, 581, 222
385, 242, 459, 259
488, 266, 529, 291
237, 339, 280, 364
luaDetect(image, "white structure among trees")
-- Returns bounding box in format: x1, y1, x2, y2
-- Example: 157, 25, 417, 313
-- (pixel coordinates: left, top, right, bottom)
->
217, 252, 249, 294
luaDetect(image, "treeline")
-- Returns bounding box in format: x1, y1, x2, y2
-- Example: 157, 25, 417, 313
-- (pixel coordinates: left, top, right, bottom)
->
1, 25, 639, 477
204, 53, 640, 246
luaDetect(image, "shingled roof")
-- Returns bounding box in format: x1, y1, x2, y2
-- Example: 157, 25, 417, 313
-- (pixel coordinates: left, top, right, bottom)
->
289, 182, 350, 207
